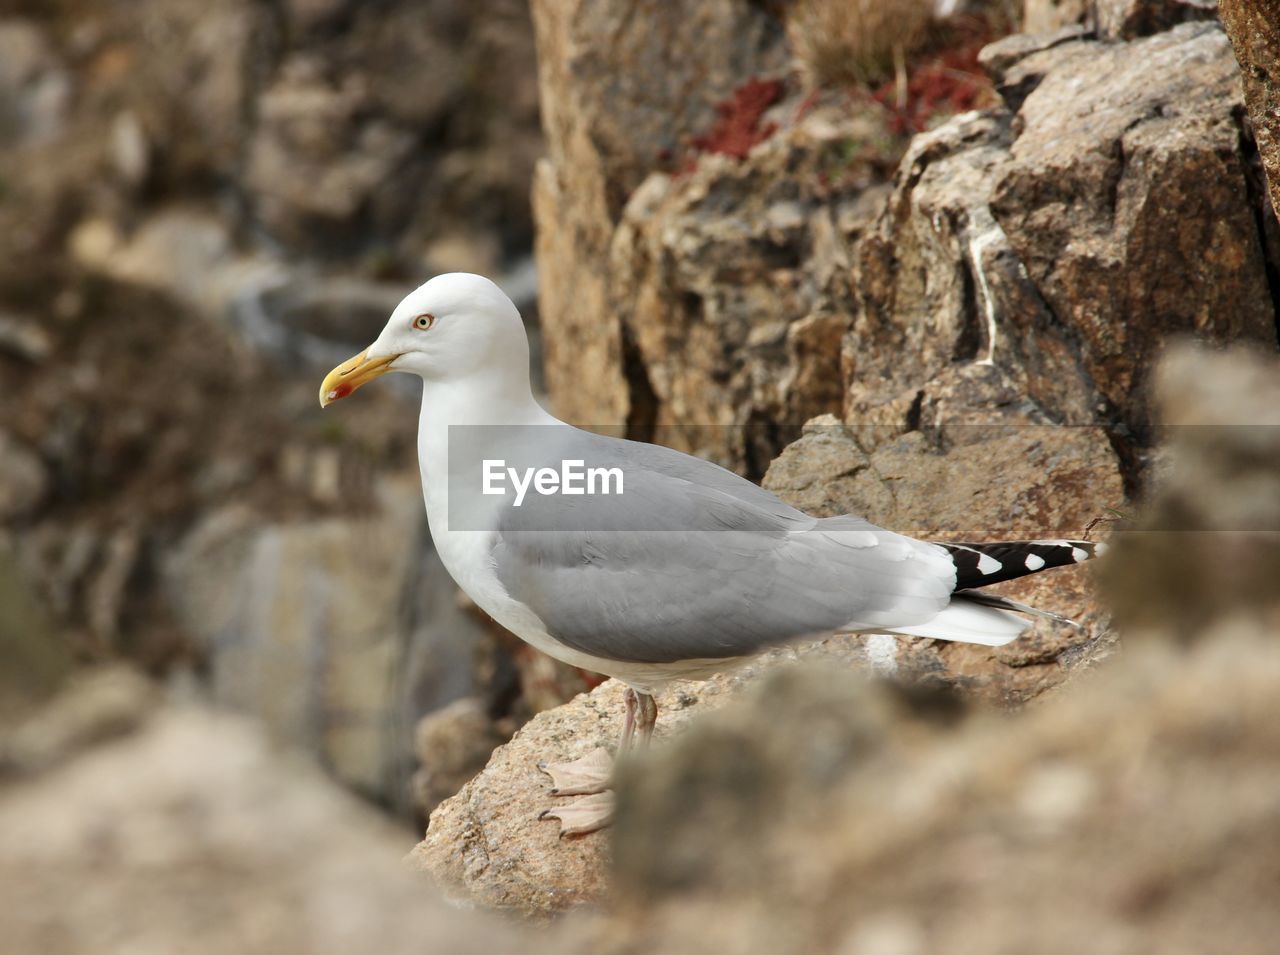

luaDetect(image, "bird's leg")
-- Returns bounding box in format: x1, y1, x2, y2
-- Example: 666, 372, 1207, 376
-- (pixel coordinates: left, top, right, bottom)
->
538, 687, 657, 836
634, 691, 658, 747
618, 686, 639, 751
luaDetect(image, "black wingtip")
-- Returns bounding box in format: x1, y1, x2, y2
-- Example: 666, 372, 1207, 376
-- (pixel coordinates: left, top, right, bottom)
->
938, 538, 1108, 591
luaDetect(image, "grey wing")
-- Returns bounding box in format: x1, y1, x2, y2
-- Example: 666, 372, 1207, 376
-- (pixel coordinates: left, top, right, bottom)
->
490, 432, 958, 664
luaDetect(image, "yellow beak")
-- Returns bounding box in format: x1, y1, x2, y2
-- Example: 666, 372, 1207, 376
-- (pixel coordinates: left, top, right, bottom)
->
318, 350, 398, 407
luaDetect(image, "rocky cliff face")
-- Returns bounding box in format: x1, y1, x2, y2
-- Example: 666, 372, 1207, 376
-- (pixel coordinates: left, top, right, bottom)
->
855, 20, 1274, 448
0, 0, 544, 812
532, 5, 1277, 478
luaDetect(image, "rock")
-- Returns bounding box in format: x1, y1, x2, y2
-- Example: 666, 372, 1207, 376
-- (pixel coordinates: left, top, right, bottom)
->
68, 209, 253, 316
532, 0, 788, 228
532, 158, 630, 426
1023, 0, 1218, 39
420, 230, 503, 279
83, 528, 140, 644
1219, 0, 1280, 214
246, 56, 419, 251
1022, 0, 1091, 33
411, 697, 512, 819
109, 110, 150, 188
596, 620, 1280, 954
992, 23, 1272, 439
1104, 345, 1280, 636
848, 110, 1084, 445
122, 0, 266, 184
0, 0, 541, 276
608, 107, 896, 471
284, 0, 354, 34
0, 19, 71, 147
530, 0, 789, 430
0, 312, 53, 362
1, 270, 468, 800
0, 679, 527, 955
857, 23, 1274, 463
534, 6, 1270, 485
231, 274, 409, 374
65, 208, 427, 379
391, 0, 544, 264
0, 544, 72, 722
164, 477, 492, 810
979, 27, 1092, 94
409, 681, 620, 916
0, 665, 156, 776
0, 431, 47, 520
1094, 0, 1218, 40
993, 23, 1264, 432
246, 0, 542, 261
764, 414, 1123, 705
0, 0, 552, 823
410, 639, 889, 917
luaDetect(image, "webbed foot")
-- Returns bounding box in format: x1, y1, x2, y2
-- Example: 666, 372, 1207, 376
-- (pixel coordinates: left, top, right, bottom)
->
536, 746, 614, 796
538, 791, 615, 836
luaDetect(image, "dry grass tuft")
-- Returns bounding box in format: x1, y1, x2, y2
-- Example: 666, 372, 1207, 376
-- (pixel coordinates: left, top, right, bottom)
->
786, 0, 936, 89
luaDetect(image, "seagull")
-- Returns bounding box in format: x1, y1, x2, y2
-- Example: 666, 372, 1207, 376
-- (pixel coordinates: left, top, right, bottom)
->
319, 273, 1104, 835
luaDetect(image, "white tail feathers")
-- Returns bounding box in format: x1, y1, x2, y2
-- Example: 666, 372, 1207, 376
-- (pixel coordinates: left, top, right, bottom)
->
881, 598, 1031, 647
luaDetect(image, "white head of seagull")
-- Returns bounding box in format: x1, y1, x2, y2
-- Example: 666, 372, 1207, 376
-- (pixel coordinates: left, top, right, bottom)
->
318, 272, 531, 408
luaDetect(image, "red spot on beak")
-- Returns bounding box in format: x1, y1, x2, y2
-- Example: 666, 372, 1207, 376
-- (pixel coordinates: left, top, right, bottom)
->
332, 382, 353, 400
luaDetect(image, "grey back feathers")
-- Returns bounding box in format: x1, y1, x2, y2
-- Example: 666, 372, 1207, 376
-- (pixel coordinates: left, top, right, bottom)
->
488, 425, 1102, 665
490, 427, 956, 664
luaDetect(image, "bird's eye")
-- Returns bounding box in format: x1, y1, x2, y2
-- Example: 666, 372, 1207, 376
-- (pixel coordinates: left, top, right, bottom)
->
413, 313, 436, 331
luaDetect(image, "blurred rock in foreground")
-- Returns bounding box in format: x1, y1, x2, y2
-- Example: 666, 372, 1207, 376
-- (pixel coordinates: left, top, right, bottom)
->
1105, 344, 1280, 637
0, 668, 525, 955
595, 620, 1280, 955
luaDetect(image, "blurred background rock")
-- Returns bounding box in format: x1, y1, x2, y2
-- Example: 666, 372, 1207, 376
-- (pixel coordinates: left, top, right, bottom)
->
3, 0, 1280, 948
0, 0, 547, 821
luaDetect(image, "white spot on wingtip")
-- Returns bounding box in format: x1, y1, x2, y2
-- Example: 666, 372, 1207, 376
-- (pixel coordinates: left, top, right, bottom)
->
1094, 541, 1108, 557
1071, 547, 1089, 562
977, 553, 1002, 575
1024, 553, 1046, 570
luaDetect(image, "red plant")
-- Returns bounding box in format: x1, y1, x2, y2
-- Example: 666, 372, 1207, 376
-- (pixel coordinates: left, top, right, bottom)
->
686, 76, 784, 164
872, 41, 993, 136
